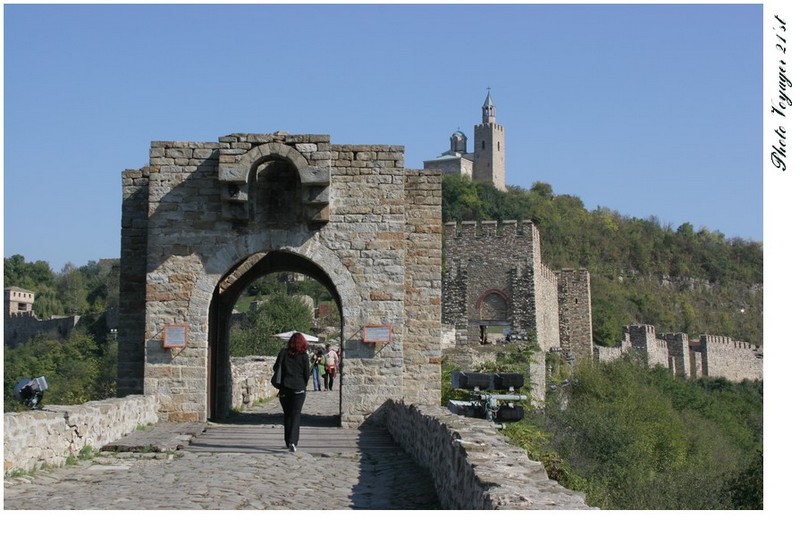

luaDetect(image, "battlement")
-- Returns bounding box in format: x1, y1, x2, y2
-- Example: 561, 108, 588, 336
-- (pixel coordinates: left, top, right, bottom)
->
595, 325, 762, 382
475, 123, 504, 133
701, 334, 761, 351
444, 219, 536, 240
627, 324, 657, 335
540, 263, 559, 286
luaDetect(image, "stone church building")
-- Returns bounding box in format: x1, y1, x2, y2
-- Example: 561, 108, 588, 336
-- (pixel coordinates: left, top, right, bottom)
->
424, 90, 507, 192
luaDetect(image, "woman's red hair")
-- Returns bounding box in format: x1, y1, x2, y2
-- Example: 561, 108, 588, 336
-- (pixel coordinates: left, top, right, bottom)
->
287, 332, 308, 355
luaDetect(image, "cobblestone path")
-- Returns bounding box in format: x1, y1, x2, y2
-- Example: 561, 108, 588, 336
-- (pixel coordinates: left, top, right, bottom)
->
3, 390, 441, 510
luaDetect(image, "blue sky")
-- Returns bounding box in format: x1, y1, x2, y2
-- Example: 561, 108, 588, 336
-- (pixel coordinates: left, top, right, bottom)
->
1, 2, 773, 270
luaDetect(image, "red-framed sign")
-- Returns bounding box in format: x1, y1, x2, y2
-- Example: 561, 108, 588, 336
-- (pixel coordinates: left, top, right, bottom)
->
163, 324, 188, 348
363, 324, 392, 343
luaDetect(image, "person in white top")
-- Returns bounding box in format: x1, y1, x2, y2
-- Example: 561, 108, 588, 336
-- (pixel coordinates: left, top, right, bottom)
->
324, 344, 338, 391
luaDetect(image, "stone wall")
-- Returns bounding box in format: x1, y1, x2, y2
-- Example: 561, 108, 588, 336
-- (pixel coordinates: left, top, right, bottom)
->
700, 335, 763, 381
442, 220, 590, 357
4, 313, 81, 348
593, 324, 763, 382
229, 355, 278, 410
381, 400, 593, 509
402, 169, 444, 405
557, 269, 593, 359
3, 395, 158, 475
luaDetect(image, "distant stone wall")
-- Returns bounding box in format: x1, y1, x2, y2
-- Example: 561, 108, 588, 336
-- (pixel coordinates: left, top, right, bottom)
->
593, 324, 763, 382
700, 335, 763, 381
381, 400, 593, 509
442, 220, 591, 357
4, 314, 81, 348
3, 395, 158, 475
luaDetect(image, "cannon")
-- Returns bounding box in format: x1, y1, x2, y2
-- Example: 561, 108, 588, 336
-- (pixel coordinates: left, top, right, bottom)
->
448, 371, 526, 428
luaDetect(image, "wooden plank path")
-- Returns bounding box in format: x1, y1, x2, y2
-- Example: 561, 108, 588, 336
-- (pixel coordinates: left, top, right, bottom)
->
186, 389, 400, 455
102, 389, 400, 456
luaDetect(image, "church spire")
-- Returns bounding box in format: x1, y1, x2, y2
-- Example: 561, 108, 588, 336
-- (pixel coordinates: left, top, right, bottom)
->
482, 87, 496, 124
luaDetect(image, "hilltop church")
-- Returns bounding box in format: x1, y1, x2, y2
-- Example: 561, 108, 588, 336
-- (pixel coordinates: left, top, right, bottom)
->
423, 90, 506, 191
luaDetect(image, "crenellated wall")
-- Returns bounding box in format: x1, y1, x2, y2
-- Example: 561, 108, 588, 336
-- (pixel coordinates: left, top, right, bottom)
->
699, 335, 763, 382
593, 324, 762, 382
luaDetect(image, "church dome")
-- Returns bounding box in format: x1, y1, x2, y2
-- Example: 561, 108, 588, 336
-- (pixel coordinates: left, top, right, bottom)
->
450, 130, 468, 153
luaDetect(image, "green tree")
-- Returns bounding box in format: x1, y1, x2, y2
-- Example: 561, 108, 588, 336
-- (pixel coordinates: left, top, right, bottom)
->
229, 293, 315, 357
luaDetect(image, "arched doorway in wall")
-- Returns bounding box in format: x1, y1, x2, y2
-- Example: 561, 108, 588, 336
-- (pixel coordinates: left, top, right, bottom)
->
471, 289, 511, 345
208, 250, 342, 422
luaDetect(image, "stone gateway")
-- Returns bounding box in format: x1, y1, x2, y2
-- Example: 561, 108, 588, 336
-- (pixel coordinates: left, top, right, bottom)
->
119, 132, 443, 425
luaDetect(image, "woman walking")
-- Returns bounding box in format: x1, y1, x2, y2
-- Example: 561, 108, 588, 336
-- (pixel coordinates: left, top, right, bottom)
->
272, 332, 311, 452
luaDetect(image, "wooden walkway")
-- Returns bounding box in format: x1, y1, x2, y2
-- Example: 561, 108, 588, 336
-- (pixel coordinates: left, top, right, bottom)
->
104, 390, 400, 456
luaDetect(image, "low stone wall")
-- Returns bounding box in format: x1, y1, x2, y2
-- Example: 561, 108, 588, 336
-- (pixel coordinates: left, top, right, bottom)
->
230, 355, 278, 410
381, 400, 593, 509
3, 395, 158, 474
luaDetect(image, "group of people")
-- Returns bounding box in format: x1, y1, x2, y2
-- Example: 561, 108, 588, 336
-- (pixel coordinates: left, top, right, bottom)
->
271, 332, 340, 452
310, 344, 340, 391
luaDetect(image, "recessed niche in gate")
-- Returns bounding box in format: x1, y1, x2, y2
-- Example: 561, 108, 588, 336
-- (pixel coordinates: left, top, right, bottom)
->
253, 158, 302, 227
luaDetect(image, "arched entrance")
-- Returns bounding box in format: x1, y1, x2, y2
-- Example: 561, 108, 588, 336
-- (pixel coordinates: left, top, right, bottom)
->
208, 250, 341, 421
472, 289, 511, 344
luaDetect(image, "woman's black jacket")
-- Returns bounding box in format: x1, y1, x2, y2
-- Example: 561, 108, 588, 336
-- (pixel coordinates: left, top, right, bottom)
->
275, 348, 311, 391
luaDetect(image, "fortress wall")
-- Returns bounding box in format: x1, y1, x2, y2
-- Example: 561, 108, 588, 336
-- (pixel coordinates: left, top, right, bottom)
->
535, 263, 560, 352
381, 400, 592, 509
659, 332, 690, 378
4, 314, 80, 348
653, 339, 670, 369
700, 335, 763, 381
596, 326, 762, 383
594, 345, 624, 363
557, 269, 593, 359
3, 395, 158, 475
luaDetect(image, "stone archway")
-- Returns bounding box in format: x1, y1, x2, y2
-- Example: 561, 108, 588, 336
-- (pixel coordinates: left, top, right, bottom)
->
206, 249, 350, 420
118, 132, 443, 425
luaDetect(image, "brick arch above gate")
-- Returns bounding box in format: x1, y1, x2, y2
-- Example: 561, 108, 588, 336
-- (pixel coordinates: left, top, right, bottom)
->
474, 288, 510, 322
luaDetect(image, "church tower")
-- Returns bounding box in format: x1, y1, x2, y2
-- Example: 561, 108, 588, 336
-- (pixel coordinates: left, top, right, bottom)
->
473, 89, 506, 191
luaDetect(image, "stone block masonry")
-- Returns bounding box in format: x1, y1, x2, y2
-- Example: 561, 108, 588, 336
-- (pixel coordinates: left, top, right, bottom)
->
442, 220, 591, 359
4, 395, 158, 474
382, 400, 593, 509
119, 132, 443, 424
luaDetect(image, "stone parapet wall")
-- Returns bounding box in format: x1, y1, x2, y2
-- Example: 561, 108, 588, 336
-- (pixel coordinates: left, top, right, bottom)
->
230, 355, 278, 410
381, 400, 593, 509
3, 395, 158, 475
